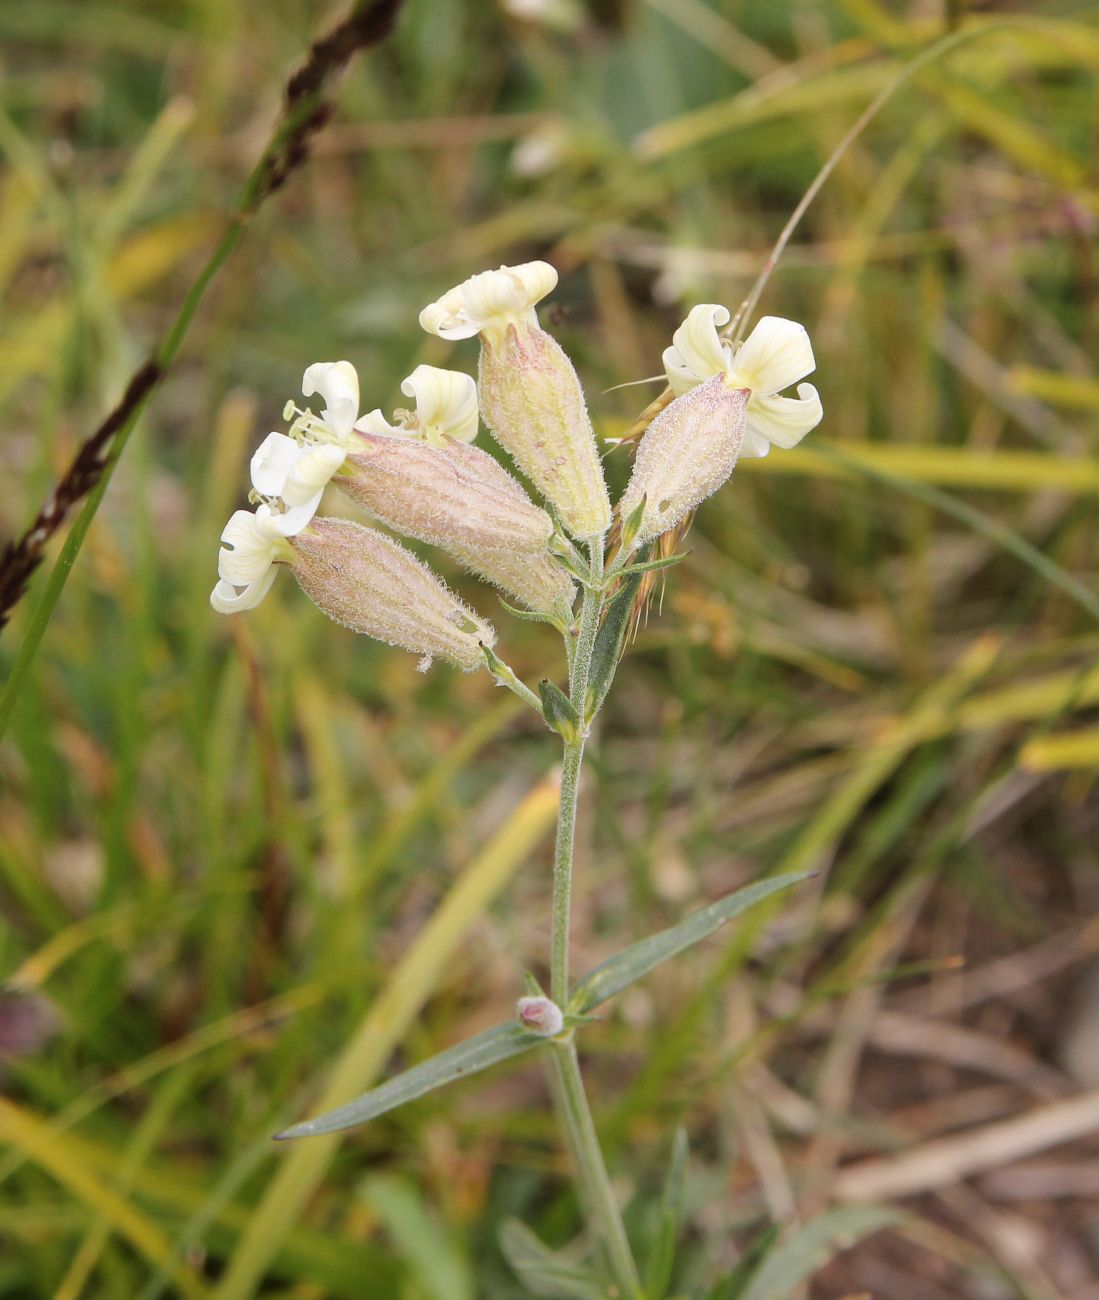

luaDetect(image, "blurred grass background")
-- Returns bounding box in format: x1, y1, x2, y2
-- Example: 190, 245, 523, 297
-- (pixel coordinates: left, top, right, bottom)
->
2, 0, 1099, 1296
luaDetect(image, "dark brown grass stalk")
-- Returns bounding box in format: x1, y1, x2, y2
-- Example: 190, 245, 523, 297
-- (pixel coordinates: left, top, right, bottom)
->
0, 0, 404, 630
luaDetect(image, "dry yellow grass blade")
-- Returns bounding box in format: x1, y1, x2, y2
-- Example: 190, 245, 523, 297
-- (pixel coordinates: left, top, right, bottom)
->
0, 212, 214, 401
956, 663, 1099, 735
212, 773, 561, 1300
0, 1097, 209, 1299
1019, 728, 1099, 772
739, 442, 1099, 493
1009, 367, 1099, 412
602, 423, 1099, 493
635, 17, 1099, 162
773, 635, 1002, 880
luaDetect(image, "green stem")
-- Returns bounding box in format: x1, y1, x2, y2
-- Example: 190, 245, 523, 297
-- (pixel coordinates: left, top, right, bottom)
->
553, 538, 605, 1003
547, 535, 640, 1294
551, 1041, 642, 1298
550, 737, 585, 1007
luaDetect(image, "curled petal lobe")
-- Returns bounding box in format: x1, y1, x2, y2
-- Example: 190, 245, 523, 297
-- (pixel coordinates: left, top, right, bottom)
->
400, 365, 479, 444
217, 508, 283, 585
741, 382, 822, 457
212, 506, 294, 613
251, 432, 305, 495
729, 315, 815, 397
419, 260, 558, 344
302, 360, 360, 439
210, 568, 278, 614
419, 290, 477, 341
662, 303, 732, 394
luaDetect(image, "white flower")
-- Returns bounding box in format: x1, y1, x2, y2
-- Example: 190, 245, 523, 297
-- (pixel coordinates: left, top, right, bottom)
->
357, 365, 479, 446
663, 305, 823, 458
301, 360, 361, 442
419, 260, 558, 344
210, 505, 298, 614
250, 433, 345, 531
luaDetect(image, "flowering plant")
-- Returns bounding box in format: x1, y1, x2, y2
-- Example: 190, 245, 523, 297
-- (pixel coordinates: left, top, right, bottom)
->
212, 260, 823, 1296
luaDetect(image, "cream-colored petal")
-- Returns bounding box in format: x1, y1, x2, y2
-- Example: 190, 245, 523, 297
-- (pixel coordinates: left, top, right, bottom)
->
275, 496, 322, 534
217, 508, 279, 584
283, 442, 346, 509
354, 407, 403, 437
302, 360, 360, 439
401, 365, 479, 443
418, 301, 481, 341
729, 316, 815, 397
419, 261, 558, 342
737, 426, 774, 459
210, 567, 279, 614
251, 432, 305, 495
662, 303, 732, 393
744, 383, 822, 452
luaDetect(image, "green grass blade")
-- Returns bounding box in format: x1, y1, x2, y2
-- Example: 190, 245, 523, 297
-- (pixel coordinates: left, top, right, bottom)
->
568, 873, 814, 1016
643, 1126, 689, 1300
736, 1206, 901, 1300
360, 1175, 474, 1300
499, 1219, 605, 1299
275, 1022, 542, 1140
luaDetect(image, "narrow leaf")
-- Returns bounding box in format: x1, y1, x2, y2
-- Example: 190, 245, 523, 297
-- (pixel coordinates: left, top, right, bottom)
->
499, 597, 562, 627
584, 544, 650, 722
736, 1206, 901, 1300
707, 1226, 780, 1300
361, 1174, 475, 1300
611, 550, 689, 581
569, 873, 815, 1015
539, 678, 580, 742
275, 1022, 541, 1139
644, 1126, 689, 1299
499, 1219, 605, 1299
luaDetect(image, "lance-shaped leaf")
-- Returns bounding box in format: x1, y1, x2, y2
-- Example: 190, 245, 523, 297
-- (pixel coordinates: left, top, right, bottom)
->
568, 872, 814, 1016
583, 544, 650, 723
610, 550, 689, 581
539, 678, 580, 743
499, 1220, 605, 1299
275, 1022, 543, 1140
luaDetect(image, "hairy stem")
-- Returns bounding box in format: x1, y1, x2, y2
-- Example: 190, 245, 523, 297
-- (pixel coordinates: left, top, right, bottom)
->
552, 538, 605, 1003
548, 535, 640, 1293
551, 1040, 642, 1298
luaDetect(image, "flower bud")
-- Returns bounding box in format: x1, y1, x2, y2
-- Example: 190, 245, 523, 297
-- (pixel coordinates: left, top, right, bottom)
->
617, 374, 749, 549
421, 262, 612, 540
479, 325, 611, 540
450, 541, 575, 624
340, 433, 555, 556
517, 995, 564, 1037
290, 518, 496, 672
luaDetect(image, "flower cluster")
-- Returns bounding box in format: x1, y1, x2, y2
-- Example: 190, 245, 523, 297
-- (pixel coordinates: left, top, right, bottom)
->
211, 261, 823, 666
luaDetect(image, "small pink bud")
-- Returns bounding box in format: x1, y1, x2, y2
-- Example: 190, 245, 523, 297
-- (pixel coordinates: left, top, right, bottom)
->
617, 374, 749, 549
517, 995, 565, 1037
290, 518, 495, 671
